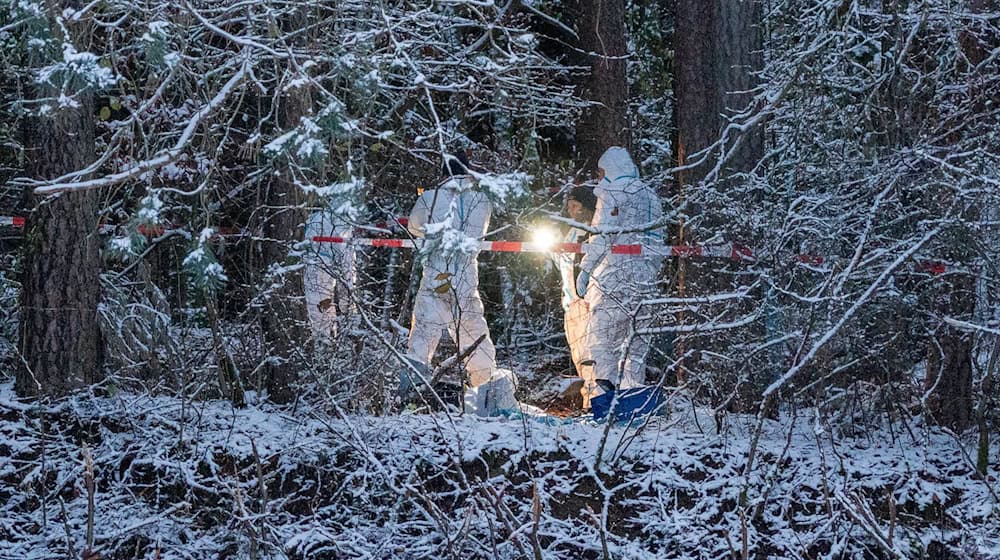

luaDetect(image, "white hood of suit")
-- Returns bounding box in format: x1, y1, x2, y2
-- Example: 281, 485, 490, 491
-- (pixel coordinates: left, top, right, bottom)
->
597, 147, 638, 185
580, 146, 663, 293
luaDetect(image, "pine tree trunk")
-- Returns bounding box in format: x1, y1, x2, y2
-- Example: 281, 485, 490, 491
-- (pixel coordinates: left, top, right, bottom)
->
674, 0, 721, 188
259, 51, 311, 405
571, 0, 629, 173
672, 0, 763, 390
925, 273, 975, 432
673, 0, 763, 188
17, 10, 101, 397
921, 0, 995, 432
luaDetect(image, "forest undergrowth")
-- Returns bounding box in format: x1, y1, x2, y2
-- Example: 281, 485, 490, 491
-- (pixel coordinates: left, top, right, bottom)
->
1, 380, 997, 559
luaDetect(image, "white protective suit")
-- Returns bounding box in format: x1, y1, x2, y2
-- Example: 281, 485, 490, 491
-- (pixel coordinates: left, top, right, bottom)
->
405, 175, 497, 388
304, 210, 356, 340
557, 227, 592, 381
464, 367, 519, 415
579, 147, 664, 401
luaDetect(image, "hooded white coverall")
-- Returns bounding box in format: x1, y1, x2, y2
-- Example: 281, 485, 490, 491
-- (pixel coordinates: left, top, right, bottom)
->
406, 176, 497, 388
304, 210, 356, 340
579, 147, 664, 402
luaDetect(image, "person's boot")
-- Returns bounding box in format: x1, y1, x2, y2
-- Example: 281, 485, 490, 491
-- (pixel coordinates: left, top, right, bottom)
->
579, 359, 615, 411
593, 379, 616, 398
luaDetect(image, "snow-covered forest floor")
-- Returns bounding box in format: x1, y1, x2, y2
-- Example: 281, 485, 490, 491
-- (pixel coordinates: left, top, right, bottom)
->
2, 381, 997, 559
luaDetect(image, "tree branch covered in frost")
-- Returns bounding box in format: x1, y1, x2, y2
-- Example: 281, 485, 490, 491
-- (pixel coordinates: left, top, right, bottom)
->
7, 0, 581, 211
30, 56, 253, 195
659, 0, 1000, 415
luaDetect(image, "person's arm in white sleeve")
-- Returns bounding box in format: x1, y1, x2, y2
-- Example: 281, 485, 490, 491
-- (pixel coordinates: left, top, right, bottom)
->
578, 186, 620, 290
471, 191, 491, 239
643, 186, 665, 242
575, 267, 590, 301
558, 228, 579, 308
407, 191, 432, 238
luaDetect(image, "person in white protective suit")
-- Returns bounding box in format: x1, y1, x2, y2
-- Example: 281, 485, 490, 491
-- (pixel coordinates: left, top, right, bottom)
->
403, 153, 498, 398
578, 147, 664, 407
304, 209, 356, 340
555, 186, 597, 402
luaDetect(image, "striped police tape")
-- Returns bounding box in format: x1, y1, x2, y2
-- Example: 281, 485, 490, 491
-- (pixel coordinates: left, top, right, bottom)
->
1, 215, 950, 272
310, 235, 751, 259
1, 215, 744, 259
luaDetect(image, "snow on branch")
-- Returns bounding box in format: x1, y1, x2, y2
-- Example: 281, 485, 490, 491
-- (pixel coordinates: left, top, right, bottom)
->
27, 57, 253, 196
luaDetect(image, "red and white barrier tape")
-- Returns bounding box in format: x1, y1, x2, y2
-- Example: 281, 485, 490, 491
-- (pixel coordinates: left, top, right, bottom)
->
310, 236, 752, 259
311, 237, 951, 273
305, 237, 949, 273
0, 214, 953, 273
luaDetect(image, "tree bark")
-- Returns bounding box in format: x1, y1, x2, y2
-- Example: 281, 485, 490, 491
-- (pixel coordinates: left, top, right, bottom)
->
17, 6, 102, 397
260, 119, 309, 403
671, 0, 764, 388
925, 273, 975, 432
259, 19, 311, 404
673, 0, 763, 188
921, 0, 996, 433
571, 0, 630, 173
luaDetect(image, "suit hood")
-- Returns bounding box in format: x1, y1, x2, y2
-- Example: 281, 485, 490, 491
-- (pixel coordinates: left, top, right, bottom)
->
597, 147, 638, 183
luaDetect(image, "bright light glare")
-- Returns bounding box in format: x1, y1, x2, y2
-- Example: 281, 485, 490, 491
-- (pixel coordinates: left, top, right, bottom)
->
531, 226, 559, 251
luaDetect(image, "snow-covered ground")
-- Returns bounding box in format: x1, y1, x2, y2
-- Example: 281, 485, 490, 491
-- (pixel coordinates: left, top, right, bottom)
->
1, 382, 997, 559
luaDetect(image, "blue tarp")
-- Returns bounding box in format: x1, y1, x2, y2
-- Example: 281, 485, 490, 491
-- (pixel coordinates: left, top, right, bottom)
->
591, 386, 666, 423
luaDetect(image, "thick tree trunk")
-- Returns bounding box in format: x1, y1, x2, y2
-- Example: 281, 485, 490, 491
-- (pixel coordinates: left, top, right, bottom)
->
673, 0, 766, 193
571, 0, 629, 173
673, 0, 763, 188
674, 1, 720, 188
672, 0, 764, 249
672, 0, 763, 388
921, 0, 995, 433
17, 12, 101, 397
925, 273, 976, 432
260, 73, 310, 405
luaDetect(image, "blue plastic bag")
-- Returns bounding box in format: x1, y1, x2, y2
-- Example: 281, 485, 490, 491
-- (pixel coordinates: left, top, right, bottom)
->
591, 386, 666, 423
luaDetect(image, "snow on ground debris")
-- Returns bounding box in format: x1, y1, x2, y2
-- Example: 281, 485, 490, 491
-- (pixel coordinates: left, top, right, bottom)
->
1, 382, 998, 559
